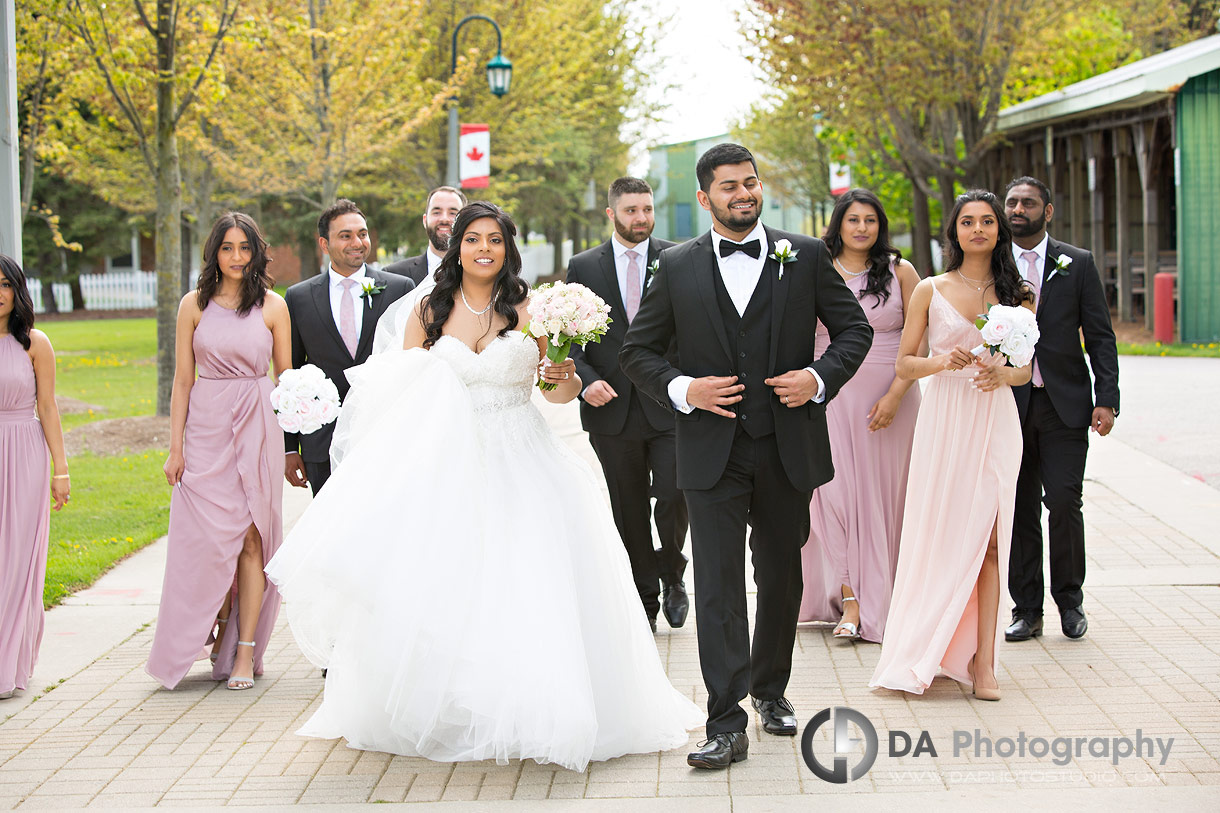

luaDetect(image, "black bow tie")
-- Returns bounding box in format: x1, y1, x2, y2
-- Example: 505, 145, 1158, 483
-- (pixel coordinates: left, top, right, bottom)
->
719, 239, 761, 259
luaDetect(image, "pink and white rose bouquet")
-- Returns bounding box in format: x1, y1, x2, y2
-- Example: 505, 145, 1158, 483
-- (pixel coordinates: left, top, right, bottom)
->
972, 305, 1040, 368
522, 281, 612, 391
270, 364, 341, 434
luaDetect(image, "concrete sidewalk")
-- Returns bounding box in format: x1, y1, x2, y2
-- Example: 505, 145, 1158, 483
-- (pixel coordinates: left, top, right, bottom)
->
1, 382, 1217, 810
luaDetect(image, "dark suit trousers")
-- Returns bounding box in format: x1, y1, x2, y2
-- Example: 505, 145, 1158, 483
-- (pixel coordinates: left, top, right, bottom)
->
1010, 388, 1089, 614
683, 426, 811, 737
587, 393, 688, 619
305, 460, 332, 496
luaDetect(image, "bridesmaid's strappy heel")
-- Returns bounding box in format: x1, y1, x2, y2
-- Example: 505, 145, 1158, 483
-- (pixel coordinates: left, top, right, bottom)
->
209, 616, 229, 665
833, 596, 861, 640
226, 641, 256, 690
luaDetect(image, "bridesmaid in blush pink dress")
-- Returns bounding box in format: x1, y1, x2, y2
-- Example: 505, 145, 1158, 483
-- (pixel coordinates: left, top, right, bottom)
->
870, 190, 1035, 701
800, 190, 921, 643
146, 213, 292, 691
0, 256, 69, 701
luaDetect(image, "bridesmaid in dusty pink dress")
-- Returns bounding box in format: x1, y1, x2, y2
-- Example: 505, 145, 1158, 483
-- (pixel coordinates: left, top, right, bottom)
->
146, 213, 291, 690
0, 256, 69, 701
870, 190, 1035, 701
801, 190, 922, 643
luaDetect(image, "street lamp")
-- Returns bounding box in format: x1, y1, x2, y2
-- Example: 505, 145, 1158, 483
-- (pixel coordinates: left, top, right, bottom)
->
446, 15, 513, 188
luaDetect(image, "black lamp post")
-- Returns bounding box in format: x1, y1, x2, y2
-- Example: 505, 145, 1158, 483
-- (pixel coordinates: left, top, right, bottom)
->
446, 15, 512, 188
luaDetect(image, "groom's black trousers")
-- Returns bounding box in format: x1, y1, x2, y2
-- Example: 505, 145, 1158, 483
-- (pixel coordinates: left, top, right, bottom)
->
683, 427, 811, 737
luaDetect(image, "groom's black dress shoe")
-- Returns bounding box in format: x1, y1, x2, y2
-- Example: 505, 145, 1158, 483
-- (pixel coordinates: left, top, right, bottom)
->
687, 732, 748, 769
751, 697, 798, 736
662, 581, 689, 628
1004, 611, 1043, 642
1061, 606, 1088, 639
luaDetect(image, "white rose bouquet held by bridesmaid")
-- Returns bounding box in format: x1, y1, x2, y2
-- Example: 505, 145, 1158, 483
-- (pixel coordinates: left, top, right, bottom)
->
972, 305, 1040, 368
269, 364, 341, 435
523, 282, 612, 391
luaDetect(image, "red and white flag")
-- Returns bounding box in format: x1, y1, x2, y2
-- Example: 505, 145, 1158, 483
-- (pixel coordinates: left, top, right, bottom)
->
459, 123, 490, 189
829, 162, 852, 197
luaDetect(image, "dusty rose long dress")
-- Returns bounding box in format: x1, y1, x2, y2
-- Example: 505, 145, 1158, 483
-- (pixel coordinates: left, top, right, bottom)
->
146, 302, 283, 689
870, 282, 1022, 693
800, 267, 920, 642
0, 334, 50, 696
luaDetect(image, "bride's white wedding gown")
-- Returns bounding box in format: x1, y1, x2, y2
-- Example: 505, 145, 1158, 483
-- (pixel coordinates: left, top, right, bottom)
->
265, 332, 702, 772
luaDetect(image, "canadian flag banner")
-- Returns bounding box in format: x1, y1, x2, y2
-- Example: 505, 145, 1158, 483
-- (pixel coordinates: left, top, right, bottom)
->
459, 124, 491, 189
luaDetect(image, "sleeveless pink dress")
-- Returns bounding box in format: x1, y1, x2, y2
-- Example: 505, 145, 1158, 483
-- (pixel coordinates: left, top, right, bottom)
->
870, 282, 1022, 693
0, 334, 50, 696
146, 302, 283, 689
800, 267, 920, 642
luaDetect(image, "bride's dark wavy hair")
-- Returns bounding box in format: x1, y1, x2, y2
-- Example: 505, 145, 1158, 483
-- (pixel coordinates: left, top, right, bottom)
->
942, 189, 1033, 308
822, 188, 901, 308
422, 201, 529, 349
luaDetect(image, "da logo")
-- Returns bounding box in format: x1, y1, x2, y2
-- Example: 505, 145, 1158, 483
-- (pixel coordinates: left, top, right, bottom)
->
801, 707, 879, 783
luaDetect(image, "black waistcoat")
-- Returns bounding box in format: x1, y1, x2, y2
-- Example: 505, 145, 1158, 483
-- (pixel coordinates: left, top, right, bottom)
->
712, 263, 775, 438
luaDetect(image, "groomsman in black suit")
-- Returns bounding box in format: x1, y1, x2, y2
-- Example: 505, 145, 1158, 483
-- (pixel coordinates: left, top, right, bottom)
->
566, 177, 689, 634
1003, 177, 1120, 642
621, 144, 871, 769
284, 199, 414, 494
381, 186, 466, 285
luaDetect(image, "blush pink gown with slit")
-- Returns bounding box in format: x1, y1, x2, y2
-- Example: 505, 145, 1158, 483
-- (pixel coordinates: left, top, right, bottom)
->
0, 335, 50, 696
146, 302, 283, 689
869, 283, 1022, 693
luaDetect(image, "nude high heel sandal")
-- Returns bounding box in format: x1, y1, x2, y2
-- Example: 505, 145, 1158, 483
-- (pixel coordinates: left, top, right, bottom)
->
226, 641, 256, 690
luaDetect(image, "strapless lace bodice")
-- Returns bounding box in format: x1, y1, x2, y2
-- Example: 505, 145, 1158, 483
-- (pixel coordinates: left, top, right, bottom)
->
431, 333, 539, 413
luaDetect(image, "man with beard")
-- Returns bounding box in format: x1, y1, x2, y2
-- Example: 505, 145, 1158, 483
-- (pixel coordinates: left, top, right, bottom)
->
1002, 176, 1120, 644
382, 186, 467, 285
285, 199, 414, 494
621, 144, 871, 769
566, 177, 689, 634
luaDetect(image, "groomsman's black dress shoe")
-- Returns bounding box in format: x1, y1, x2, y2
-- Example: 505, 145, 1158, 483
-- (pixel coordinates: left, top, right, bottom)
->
1061, 606, 1088, 639
1004, 611, 1043, 642
687, 732, 748, 769
662, 581, 689, 628
751, 697, 798, 736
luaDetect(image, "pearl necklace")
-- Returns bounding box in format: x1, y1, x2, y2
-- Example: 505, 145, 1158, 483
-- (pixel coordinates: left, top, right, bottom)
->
460, 286, 493, 315
834, 257, 869, 278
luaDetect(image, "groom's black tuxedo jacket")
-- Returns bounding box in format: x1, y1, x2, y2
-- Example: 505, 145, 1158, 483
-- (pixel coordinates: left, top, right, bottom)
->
1012, 236, 1120, 428
620, 226, 872, 492
566, 236, 676, 436
380, 253, 429, 285
283, 268, 414, 463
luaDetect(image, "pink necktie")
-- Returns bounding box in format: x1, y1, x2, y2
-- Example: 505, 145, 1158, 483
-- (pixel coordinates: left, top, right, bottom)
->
625, 250, 641, 323
1021, 251, 1044, 386
339, 278, 358, 357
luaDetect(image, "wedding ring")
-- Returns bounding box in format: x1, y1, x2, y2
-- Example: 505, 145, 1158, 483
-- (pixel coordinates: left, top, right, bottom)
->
783, 395, 789, 404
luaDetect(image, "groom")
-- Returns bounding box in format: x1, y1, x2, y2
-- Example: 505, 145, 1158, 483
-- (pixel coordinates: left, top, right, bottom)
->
621, 143, 871, 769
284, 199, 414, 494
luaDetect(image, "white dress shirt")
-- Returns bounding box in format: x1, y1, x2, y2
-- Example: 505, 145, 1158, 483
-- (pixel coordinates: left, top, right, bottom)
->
666, 223, 825, 413
426, 248, 444, 277
328, 264, 368, 336
610, 232, 648, 311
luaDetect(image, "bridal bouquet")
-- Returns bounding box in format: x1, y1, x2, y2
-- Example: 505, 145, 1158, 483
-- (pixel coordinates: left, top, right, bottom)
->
270, 364, 341, 434
523, 281, 612, 391
972, 305, 1040, 367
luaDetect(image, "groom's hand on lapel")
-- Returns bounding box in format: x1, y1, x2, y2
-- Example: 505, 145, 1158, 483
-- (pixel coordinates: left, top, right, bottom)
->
687, 375, 744, 418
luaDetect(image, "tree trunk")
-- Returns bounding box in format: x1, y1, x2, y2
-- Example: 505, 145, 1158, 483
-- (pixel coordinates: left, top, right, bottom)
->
69, 276, 85, 311
910, 180, 933, 276
40, 279, 59, 314
936, 172, 957, 242
300, 232, 320, 279
154, 0, 183, 417
550, 225, 563, 281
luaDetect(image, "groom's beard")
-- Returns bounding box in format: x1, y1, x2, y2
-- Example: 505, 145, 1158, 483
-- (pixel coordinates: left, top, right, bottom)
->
708, 195, 762, 234
426, 223, 452, 253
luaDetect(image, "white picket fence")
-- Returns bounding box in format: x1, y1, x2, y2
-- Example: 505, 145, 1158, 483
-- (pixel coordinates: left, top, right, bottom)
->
30, 271, 158, 313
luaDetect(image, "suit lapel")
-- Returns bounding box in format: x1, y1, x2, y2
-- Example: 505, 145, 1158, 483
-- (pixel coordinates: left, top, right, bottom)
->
644, 237, 662, 290
764, 228, 786, 371
309, 273, 348, 354
692, 233, 734, 363
1040, 238, 1062, 315
354, 270, 386, 359
597, 243, 627, 330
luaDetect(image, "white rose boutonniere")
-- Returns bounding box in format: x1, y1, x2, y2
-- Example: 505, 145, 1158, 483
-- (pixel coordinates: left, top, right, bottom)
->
358, 278, 387, 304
647, 258, 659, 286
770, 239, 798, 280
1047, 254, 1072, 281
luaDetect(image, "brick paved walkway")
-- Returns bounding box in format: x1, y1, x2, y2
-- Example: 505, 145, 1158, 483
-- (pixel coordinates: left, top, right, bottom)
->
1, 390, 1217, 810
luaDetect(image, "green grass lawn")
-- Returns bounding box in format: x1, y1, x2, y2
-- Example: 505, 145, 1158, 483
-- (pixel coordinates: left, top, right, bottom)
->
36, 317, 166, 607
1117, 341, 1220, 358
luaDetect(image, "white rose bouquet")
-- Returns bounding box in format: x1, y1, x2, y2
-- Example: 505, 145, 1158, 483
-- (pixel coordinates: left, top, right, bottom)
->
522, 281, 612, 391
972, 305, 1040, 368
269, 364, 341, 434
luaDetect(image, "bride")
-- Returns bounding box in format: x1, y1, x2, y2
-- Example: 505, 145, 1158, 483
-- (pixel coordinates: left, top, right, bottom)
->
265, 201, 701, 772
